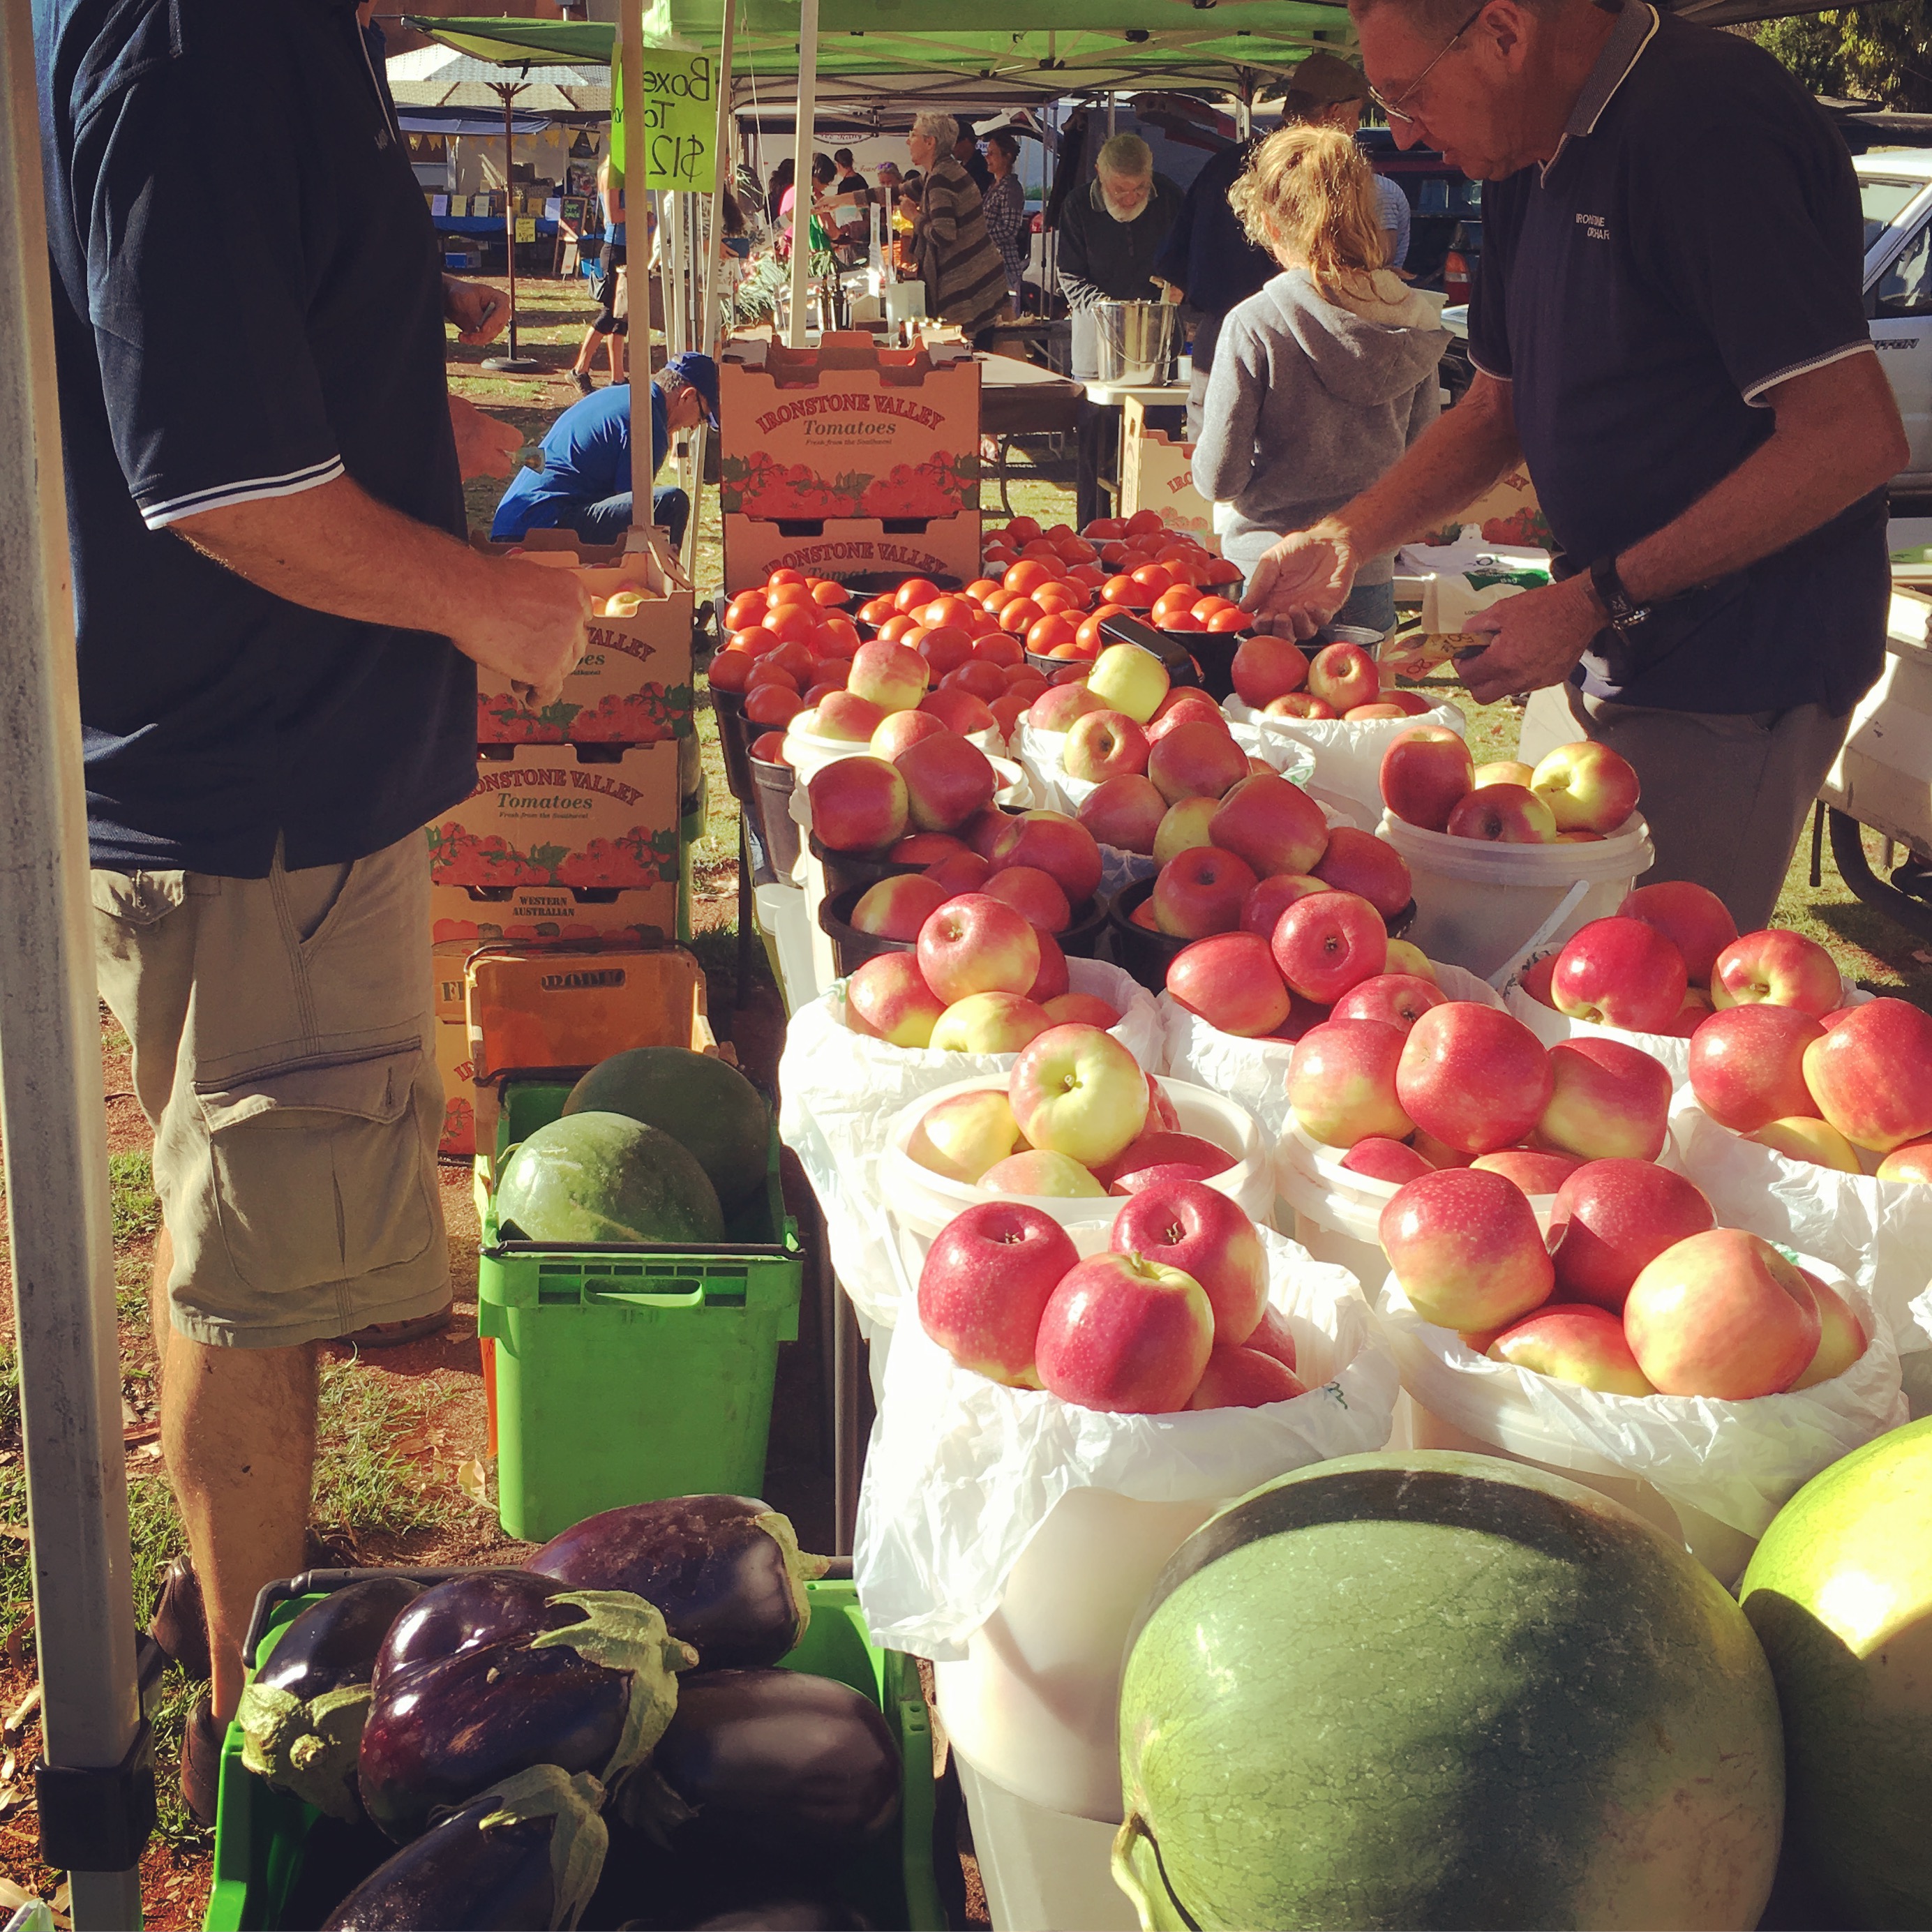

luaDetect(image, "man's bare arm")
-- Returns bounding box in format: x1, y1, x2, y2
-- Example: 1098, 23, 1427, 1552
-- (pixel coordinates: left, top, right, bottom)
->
174, 474, 590, 705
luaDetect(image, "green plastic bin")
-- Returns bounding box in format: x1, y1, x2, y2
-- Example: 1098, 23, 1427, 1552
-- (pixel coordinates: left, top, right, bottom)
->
204, 1575, 943, 1932
479, 1079, 803, 1543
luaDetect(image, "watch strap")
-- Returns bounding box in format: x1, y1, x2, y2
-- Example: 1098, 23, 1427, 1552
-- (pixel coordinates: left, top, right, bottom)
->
1589, 554, 1647, 627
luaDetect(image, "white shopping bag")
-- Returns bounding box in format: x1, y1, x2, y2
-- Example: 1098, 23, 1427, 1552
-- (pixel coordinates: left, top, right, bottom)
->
1223, 695, 1462, 829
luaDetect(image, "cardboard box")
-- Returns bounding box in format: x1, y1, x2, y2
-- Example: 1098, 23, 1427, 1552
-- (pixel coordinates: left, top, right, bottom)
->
1121, 398, 1220, 550
721, 511, 981, 594
435, 1015, 477, 1160
426, 742, 680, 945
718, 331, 980, 523
1424, 463, 1554, 550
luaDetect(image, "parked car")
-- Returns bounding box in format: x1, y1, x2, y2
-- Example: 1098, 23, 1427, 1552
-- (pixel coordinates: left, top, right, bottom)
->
1856, 151, 1932, 486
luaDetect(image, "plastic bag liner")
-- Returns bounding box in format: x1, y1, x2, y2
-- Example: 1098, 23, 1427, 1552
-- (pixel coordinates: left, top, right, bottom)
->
853, 1226, 1399, 1661
1223, 695, 1463, 828
1374, 1265, 1907, 1545
1017, 719, 1315, 827
1668, 1085, 1932, 1365
776, 957, 1165, 1328
1160, 963, 1501, 1140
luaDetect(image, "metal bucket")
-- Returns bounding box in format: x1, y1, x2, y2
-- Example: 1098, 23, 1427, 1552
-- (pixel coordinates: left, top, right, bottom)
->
1093, 301, 1174, 384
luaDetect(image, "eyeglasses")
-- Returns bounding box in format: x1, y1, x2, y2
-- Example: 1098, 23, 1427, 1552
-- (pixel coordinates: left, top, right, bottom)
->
1368, 3, 1485, 125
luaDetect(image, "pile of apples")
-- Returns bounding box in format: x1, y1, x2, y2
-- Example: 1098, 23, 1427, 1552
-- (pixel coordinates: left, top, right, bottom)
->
901, 1023, 1229, 1202
1229, 632, 1435, 723
919, 1181, 1304, 1414
1381, 731, 1640, 843
1381, 1158, 1868, 1402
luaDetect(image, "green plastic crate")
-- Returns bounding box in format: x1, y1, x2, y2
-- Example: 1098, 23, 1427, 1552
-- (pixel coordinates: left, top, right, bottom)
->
479, 1079, 803, 1543
204, 1577, 943, 1932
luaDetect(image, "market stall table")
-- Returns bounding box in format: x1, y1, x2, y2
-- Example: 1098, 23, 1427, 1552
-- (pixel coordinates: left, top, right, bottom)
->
979, 354, 1085, 518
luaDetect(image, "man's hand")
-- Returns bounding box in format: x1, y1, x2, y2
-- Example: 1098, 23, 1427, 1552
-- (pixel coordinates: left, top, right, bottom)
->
1155, 279, 1185, 305
1241, 524, 1361, 641
455, 560, 592, 710
443, 277, 508, 346
448, 394, 523, 481
1455, 573, 1603, 706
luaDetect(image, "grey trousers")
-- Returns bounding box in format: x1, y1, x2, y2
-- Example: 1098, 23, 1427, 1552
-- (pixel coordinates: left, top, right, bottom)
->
1518, 682, 1852, 934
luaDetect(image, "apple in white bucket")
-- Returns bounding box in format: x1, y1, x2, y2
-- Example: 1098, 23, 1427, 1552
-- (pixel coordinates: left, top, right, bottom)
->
918, 1201, 1079, 1386
1622, 1228, 1820, 1398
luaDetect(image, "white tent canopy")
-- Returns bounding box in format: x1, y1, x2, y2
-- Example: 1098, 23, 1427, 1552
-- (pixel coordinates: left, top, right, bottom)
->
386, 43, 613, 112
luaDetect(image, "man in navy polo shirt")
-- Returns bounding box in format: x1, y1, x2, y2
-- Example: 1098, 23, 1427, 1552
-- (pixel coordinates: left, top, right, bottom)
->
1242, 0, 1905, 929
38, 0, 590, 1816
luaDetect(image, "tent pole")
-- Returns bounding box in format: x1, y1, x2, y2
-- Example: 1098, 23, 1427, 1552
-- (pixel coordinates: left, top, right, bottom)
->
0, 4, 147, 1924
788, 0, 819, 347
481, 80, 540, 372
620, 0, 648, 532
698, 1, 737, 357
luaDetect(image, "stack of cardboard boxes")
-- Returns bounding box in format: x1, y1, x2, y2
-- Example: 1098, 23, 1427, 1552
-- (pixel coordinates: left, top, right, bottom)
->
1121, 398, 1220, 551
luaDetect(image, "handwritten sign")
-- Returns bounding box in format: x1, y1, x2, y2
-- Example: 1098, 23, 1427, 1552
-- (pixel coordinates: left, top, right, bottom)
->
610, 47, 717, 194
516, 216, 538, 242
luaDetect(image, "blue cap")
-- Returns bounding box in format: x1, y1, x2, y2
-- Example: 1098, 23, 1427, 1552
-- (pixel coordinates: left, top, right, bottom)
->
666, 351, 719, 427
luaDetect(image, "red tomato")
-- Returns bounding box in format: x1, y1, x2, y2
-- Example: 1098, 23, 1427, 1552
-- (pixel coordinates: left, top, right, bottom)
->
980, 587, 1018, 616
1027, 614, 1079, 654
894, 576, 942, 614
1100, 575, 1153, 611
724, 592, 768, 630
748, 731, 789, 763
766, 567, 807, 587
767, 640, 818, 681
1077, 604, 1130, 649
815, 616, 861, 655
1162, 611, 1204, 632
708, 649, 754, 694
801, 682, 841, 707
766, 581, 816, 609
1124, 508, 1166, 538
1048, 639, 1100, 661
1205, 608, 1249, 633
1004, 664, 1049, 693
1129, 564, 1175, 597
857, 594, 897, 624
744, 683, 805, 727
1065, 563, 1107, 589
744, 660, 798, 693
729, 626, 779, 657
962, 578, 1003, 605
810, 579, 852, 606
921, 596, 979, 631
1151, 587, 1199, 624
918, 625, 976, 675
998, 597, 1045, 636
761, 604, 821, 646
876, 612, 918, 643
1003, 560, 1054, 595
1019, 540, 1064, 564
973, 634, 1024, 668
1006, 515, 1043, 544
815, 657, 853, 688
1054, 537, 1099, 564
1083, 517, 1128, 541
1191, 597, 1236, 620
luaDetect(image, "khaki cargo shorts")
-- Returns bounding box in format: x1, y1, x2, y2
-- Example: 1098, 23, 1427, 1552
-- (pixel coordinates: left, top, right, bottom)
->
92, 831, 450, 1349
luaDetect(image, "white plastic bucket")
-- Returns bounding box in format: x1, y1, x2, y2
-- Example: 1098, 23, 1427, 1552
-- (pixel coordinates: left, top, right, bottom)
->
951, 1753, 1137, 1932
1377, 809, 1654, 981
781, 721, 1003, 788
752, 881, 819, 1012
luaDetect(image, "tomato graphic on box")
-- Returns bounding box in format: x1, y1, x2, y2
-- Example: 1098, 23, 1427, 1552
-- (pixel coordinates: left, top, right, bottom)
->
857, 452, 977, 521
720, 452, 872, 521
477, 684, 695, 747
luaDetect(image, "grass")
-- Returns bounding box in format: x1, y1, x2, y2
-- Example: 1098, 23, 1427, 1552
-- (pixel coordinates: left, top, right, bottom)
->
308, 1360, 456, 1550
109, 1150, 160, 1247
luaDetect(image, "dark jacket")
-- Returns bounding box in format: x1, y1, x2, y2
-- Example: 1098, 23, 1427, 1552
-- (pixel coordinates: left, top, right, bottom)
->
1152, 137, 1277, 373
1055, 174, 1183, 310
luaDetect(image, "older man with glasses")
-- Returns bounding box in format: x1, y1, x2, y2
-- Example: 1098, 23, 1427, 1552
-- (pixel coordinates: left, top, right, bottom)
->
1245, 0, 1905, 931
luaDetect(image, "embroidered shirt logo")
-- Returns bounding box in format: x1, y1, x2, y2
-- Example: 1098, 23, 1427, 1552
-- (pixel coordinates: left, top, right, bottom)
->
1575, 212, 1610, 242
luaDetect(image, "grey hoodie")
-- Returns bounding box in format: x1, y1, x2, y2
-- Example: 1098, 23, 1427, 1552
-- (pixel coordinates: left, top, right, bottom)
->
1192, 268, 1448, 585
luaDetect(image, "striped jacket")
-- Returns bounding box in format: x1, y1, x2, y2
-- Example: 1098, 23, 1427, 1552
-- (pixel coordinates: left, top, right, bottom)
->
914, 157, 1010, 338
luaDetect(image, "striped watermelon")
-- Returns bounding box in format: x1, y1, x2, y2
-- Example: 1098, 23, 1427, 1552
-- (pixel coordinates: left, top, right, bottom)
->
1115, 1451, 1783, 1931
1740, 1416, 1932, 1929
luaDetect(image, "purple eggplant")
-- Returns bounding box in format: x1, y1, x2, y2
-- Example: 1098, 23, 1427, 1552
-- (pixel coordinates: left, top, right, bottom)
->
617, 1669, 900, 1860
359, 1572, 696, 1843
322, 1765, 607, 1931
235, 1575, 423, 1820
526, 1497, 828, 1670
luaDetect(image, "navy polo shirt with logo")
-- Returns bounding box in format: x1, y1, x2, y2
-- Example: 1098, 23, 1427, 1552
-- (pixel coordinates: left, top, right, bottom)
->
1467, 0, 1887, 717
36, 0, 477, 876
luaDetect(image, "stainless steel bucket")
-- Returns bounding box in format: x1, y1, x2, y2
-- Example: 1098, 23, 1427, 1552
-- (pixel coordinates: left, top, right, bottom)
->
1093, 300, 1174, 384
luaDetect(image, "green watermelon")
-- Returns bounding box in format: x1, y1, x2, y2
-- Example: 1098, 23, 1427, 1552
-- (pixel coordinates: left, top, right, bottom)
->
1115, 1451, 1783, 1932
563, 1047, 772, 1213
1740, 1416, 1932, 1930
497, 1111, 724, 1245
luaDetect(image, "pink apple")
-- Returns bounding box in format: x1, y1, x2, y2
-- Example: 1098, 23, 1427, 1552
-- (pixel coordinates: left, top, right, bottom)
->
1528, 740, 1640, 834
1532, 1035, 1673, 1162
1034, 1251, 1215, 1414
1153, 846, 1259, 939
1395, 1003, 1553, 1155
1876, 1136, 1932, 1184
1790, 1271, 1868, 1388
920, 686, 999, 736
1288, 1019, 1414, 1148
1245, 1303, 1298, 1375
1043, 992, 1123, 1029
1340, 1138, 1433, 1184
1063, 709, 1151, 782
1445, 783, 1557, 844
808, 756, 910, 852
1146, 1075, 1181, 1134
1026, 929, 1070, 1005
1801, 996, 1932, 1152
1148, 719, 1248, 805
1270, 890, 1388, 1004
1384, 938, 1436, 981
1086, 643, 1171, 724
1687, 1004, 1825, 1132
983, 865, 1071, 934
1380, 731, 1476, 832
1028, 681, 1104, 733
1208, 773, 1330, 881
989, 811, 1104, 906
1617, 881, 1737, 986
1550, 917, 1689, 1034
1166, 932, 1291, 1038
1748, 1115, 1862, 1173
1709, 929, 1841, 1017
1547, 1159, 1714, 1312
979, 1150, 1107, 1197
895, 733, 996, 833
1185, 1345, 1305, 1409
1378, 1167, 1555, 1331
926, 850, 993, 894
916, 893, 1041, 1004
1265, 692, 1336, 720
918, 1201, 1079, 1386
1623, 1229, 1820, 1399
1102, 1131, 1236, 1193
1331, 972, 1446, 1034
892, 831, 969, 866
1345, 703, 1409, 721
1230, 634, 1310, 708
1518, 954, 1558, 1010
945, 661, 1009, 703
1078, 774, 1167, 855
1145, 693, 1227, 745
1487, 1304, 1655, 1396
849, 639, 929, 713
1310, 828, 1413, 919
1153, 797, 1222, 866
1472, 759, 1536, 791
904, 1088, 1027, 1182
1307, 641, 1379, 711
1009, 1023, 1149, 1167
929, 991, 1055, 1054
1241, 872, 1333, 938
1411, 1130, 1474, 1169
814, 689, 889, 742
1663, 985, 1716, 1039
849, 874, 951, 941
1470, 1148, 1585, 1194
844, 952, 945, 1047
1111, 1180, 1268, 1345
957, 807, 1014, 858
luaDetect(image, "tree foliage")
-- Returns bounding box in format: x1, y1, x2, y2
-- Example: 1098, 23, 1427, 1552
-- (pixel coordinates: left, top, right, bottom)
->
1758, 1, 1932, 112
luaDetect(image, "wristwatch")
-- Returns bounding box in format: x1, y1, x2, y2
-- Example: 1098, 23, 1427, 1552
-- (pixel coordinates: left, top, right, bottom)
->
1587, 555, 1649, 634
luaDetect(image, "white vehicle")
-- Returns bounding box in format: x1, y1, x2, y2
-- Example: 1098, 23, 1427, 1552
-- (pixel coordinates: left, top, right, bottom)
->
1859, 150, 1932, 488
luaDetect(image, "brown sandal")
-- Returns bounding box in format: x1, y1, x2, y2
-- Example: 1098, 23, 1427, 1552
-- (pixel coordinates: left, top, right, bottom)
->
340, 1303, 454, 1349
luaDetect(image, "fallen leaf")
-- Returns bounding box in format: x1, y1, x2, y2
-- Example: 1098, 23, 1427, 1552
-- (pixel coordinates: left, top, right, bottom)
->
0, 1527, 27, 1543
456, 1458, 490, 1504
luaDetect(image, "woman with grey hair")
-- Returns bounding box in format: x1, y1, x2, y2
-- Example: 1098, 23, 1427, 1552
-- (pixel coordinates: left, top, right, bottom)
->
905, 111, 1012, 342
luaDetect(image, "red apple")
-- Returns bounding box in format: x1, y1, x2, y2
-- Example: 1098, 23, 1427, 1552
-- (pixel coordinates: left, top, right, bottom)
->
929, 991, 1056, 1054
1444, 783, 1557, 844
1345, 703, 1409, 721
1265, 692, 1337, 720
894, 733, 996, 833
918, 1201, 1079, 1386
1009, 1023, 1149, 1167
1310, 827, 1412, 919
849, 639, 929, 713
989, 811, 1104, 905
1617, 881, 1737, 986
904, 1088, 1027, 1182
1145, 693, 1227, 745
979, 1150, 1107, 1197
1469, 1148, 1585, 1194
1028, 681, 1104, 732
1245, 1303, 1298, 1374
1518, 954, 1559, 1010
958, 807, 1014, 858
1043, 992, 1123, 1029
1378, 1167, 1555, 1331
1686, 1003, 1824, 1132
1395, 1003, 1553, 1155
1166, 932, 1291, 1038
1185, 1345, 1305, 1409
1078, 774, 1167, 855
1230, 634, 1310, 708
1146, 1074, 1181, 1133
1709, 929, 1841, 1017
1487, 1303, 1656, 1396
1331, 972, 1446, 1035
945, 661, 1010, 703
916, 893, 1041, 1005
1026, 929, 1070, 1005
1087, 642, 1170, 724
1663, 985, 1716, 1039
1550, 918, 1688, 1034
1623, 1228, 1820, 1398
1154, 846, 1260, 939
1208, 774, 1329, 878
1547, 1159, 1716, 1312
1288, 1018, 1414, 1148
1111, 1180, 1268, 1345
1063, 709, 1151, 782
1472, 759, 1536, 789
1340, 1138, 1434, 1184
1307, 641, 1379, 712
892, 831, 969, 866
814, 689, 889, 742
808, 756, 910, 852
1153, 797, 1221, 866
1270, 890, 1388, 1004
1801, 996, 1932, 1152
1411, 1130, 1474, 1169
849, 874, 951, 941
919, 686, 998, 736
1790, 1271, 1869, 1388
1876, 1136, 1932, 1184
926, 850, 993, 895
983, 864, 1071, 934
1533, 1035, 1673, 1162
1148, 719, 1248, 804
1103, 1131, 1236, 1193
844, 952, 945, 1047
1749, 1115, 1862, 1173
1033, 1252, 1215, 1414
1241, 872, 1333, 939
1529, 740, 1641, 834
